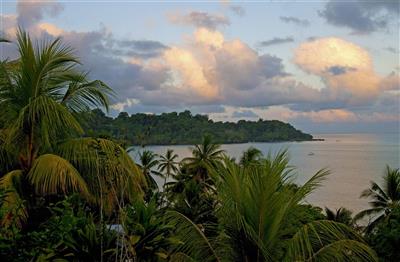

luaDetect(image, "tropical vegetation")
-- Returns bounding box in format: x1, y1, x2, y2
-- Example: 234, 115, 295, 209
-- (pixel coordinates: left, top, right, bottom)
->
0, 30, 397, 261
80, 109, 314, 146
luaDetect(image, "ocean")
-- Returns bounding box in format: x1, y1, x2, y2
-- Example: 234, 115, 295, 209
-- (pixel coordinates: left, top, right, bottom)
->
129, 133, 400, 213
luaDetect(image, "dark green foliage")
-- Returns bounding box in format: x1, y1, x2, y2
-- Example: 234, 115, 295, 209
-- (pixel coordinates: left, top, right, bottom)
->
0, 195, 117, 261
79, 109, 313, 145
122, 199, 176, 261
355, 166, 400, 232
368, 207, 400, 262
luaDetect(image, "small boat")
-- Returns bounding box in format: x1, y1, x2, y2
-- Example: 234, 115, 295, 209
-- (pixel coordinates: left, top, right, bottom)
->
308, 152, 315, 156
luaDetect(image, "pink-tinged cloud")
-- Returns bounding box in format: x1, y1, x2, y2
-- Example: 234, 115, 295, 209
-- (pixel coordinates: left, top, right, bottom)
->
17, 0, 63, 28
167, 11, 230, 30
210, 106, 399, 124
294, 37, 381, 103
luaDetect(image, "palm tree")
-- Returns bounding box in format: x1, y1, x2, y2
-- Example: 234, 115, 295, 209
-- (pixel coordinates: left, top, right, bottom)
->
325, 207, 353, 226
182, 135, 225, 182
168, 151, 377, 261
158, 149, 179, 189
138, 150, 160, 191
0, 30, 145, 225
239, 146, 262, 167
355, 165, 400, 232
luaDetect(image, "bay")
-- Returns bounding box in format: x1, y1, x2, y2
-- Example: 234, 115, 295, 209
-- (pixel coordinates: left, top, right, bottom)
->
129, 133, 399, 213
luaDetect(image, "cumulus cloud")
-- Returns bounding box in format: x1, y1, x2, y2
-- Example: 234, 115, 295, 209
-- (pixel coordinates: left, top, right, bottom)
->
259, 37, 294, 47
128, 27, 319, 108
2, 1, 397, 128
280, 16, 310, 27
167, 11, 230, 30
294, 37, 381, 104
17, 0, 63, 28
211, 105, 399, 124
320, 0, 399, 33
379, 72, 400, 91
111, 98, 140, 112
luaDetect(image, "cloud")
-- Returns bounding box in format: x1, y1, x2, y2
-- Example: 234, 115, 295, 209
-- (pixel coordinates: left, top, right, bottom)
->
118, 39, 167, 52
111, 98, 140, 112
294, 37, 373, 74
2, 2, 396, 127
17, 0, 63, 28
229, 6, 246, 16
379, 72, 400, 91
163, 46, 218, 99
38, 22, 64, 36
384, 47, 398, 54
326, 66, 356, 76
259, 37, 294, 47
167, 11, 230, 30
232, 110, 258, 118
319, 0, 399, 33
106, 27, 320, 109
280, 16, 310, 27
294, 37, 382, 104
108, 39, 168, 59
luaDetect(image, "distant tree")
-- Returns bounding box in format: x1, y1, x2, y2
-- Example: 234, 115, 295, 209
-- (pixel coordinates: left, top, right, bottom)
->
138, 150, 161, 191
325, 207, 354, 226
158, 149, 179, 189
355, 166, 400, 232
239, 147, 262, 167
182, 135, 225, 183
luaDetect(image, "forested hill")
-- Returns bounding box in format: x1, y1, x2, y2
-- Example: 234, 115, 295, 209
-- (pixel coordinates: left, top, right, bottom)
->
79, 109, 314, 145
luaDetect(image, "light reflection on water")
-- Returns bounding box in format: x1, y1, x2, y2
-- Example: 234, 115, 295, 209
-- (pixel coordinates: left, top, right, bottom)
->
129, 133, 399, 213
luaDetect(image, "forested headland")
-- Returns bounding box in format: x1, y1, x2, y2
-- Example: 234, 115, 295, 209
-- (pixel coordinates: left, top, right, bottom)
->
80, 109, 314, 146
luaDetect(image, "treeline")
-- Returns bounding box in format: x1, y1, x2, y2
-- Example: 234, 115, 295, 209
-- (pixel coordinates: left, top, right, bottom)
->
79, 109, 314, 145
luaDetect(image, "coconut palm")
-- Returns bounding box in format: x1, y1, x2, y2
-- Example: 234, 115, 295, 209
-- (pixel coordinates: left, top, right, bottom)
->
168, 151, 377, 261
158, 149, 179, 189
355, 165, 400, 232
239, 146, 262, 167
0, 30, 144, 225
182, 135, 225, 182
138, 150, 161, 191
325, 207, 353, 226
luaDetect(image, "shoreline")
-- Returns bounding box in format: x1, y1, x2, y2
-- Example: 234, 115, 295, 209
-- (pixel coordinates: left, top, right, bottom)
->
127, 138, 325, 147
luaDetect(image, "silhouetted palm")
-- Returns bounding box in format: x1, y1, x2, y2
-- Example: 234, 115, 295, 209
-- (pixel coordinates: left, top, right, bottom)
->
158, 149, 179, 186
182, 136, 225, 182
355, 166, 400, 232
138, 150, 160, 190
325, 207, 353, 226
239, 147, 262, 167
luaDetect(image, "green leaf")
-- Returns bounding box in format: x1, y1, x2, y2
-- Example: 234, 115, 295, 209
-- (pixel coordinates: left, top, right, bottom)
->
28, 154, 89, 196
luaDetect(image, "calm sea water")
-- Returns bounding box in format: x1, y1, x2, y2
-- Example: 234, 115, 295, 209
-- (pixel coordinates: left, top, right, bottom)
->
129, 133, 400, 213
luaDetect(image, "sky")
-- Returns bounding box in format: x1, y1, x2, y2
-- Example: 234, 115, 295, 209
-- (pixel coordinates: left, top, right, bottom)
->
1, 0, 399, 133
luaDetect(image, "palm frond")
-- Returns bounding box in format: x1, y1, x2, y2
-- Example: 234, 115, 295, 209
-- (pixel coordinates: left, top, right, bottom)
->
57, 138, 145, 212
292, 168, 330, 204
61, 74, 114, 112
166, 211, 221, 262
285, 220, 377, 262
28, 154, 89, 196
0, 170, 28, 227
8, 95, 83, 149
